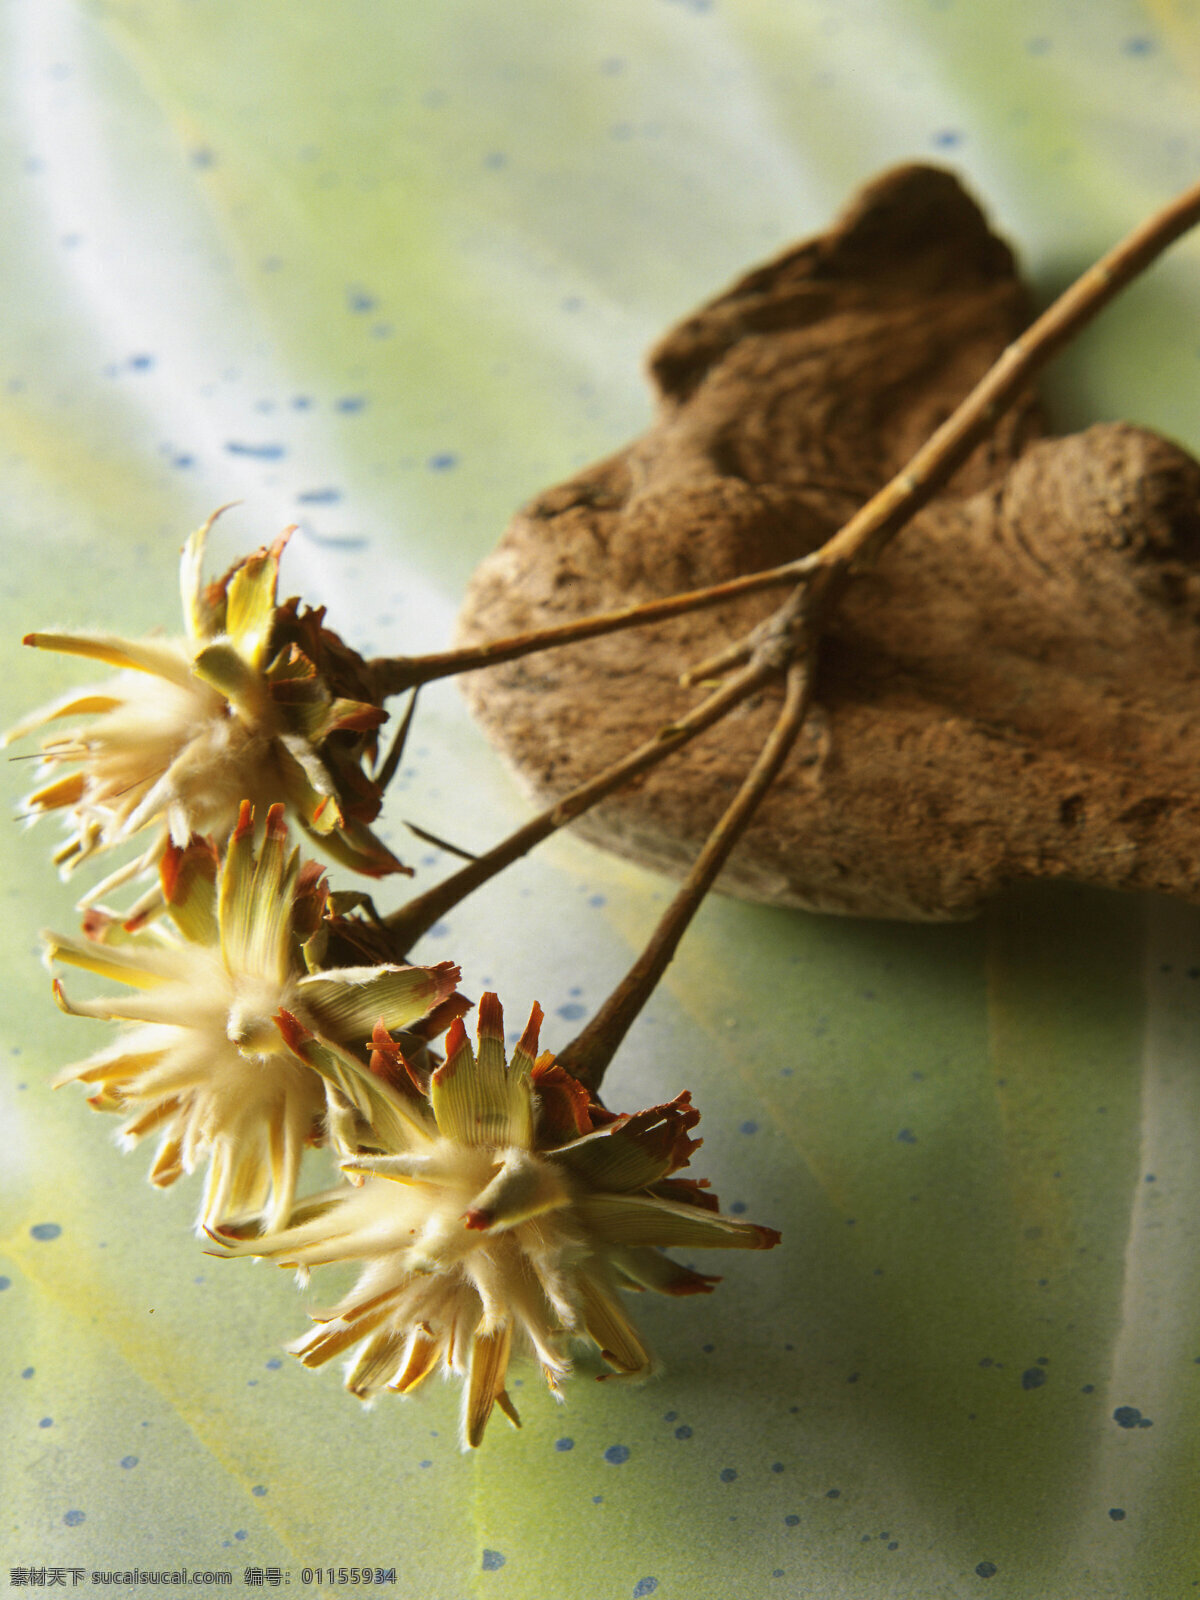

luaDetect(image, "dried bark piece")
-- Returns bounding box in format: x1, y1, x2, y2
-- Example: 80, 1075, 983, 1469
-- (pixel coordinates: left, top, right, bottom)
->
457, 165, 1200, 919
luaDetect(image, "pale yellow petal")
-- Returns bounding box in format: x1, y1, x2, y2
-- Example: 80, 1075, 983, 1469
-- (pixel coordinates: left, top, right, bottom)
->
463, 1323, 513, 1449
23, 631, 195, 689
576, 1271, 654, 1378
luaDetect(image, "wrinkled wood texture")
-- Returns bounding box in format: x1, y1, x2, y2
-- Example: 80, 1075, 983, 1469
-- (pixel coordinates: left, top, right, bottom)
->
458, 165, 1200, 919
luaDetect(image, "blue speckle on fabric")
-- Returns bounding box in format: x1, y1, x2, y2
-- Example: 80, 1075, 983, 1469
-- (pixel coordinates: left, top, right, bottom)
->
0, 1277, 11, 1290
225, 441, 285, 460
555, 1438, 574, 1452
720, 1467, 738, 1483
1113, 1405, 1149, 1429
481, 1550, 506, 1571
633, 1581, 659, 1598
63, 1511, 85, 1527
31, 1223, 62, 1241
556, 1003, 586, 1021
674, 1426, 692, 1440
428, 453, 458, 471
252, 1485, 267, 1497
120, 1456, 138, 1469
1109, 1508, 1127, 1522
604, 1444, 631, 1465
975, 1562, 997, 1578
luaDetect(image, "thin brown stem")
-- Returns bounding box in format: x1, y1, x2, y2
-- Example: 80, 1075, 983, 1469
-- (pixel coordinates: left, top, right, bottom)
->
368, 559, 818, 695
804, 174, 1200, 598
373, 686, 419, 792
557, 658, 814, 1093
383, 655, 779, 950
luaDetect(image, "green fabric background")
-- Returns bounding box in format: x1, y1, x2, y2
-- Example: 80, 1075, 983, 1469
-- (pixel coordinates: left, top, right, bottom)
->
4, 3, 1200, 1595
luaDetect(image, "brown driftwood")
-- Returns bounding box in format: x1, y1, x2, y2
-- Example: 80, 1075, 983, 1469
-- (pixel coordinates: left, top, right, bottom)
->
456, 165, 1200, 920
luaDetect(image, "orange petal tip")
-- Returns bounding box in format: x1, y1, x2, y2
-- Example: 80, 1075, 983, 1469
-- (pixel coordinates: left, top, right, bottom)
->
514, 1002, 544, 1059
439, 1016, 469, 1072
232, 799, 255, 840
274, 1007, 312, 1051
476, 991, 504, 1040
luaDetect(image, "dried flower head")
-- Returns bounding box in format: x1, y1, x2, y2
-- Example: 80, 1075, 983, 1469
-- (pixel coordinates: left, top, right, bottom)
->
7, 512, 403, 917
47, 803, 464, 1233
215, 993, 779, 1447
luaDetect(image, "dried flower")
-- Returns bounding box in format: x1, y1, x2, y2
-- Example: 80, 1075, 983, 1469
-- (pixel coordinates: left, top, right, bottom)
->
47, 803, 463, 1232
6, 513, 403, 917
214, 993, 779, 1447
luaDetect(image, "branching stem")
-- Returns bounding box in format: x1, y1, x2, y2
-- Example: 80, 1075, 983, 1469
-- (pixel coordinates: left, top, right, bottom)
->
382, 653, 780, 950
377, 175, 1200, 1088
558, 657, 814, 1092
369, 174, 1200, 696
369, 562, 817, 695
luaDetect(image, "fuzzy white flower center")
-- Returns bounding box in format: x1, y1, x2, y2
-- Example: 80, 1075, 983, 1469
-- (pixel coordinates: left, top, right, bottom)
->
74, 657, 281, 852
226, 978, 293, 1060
